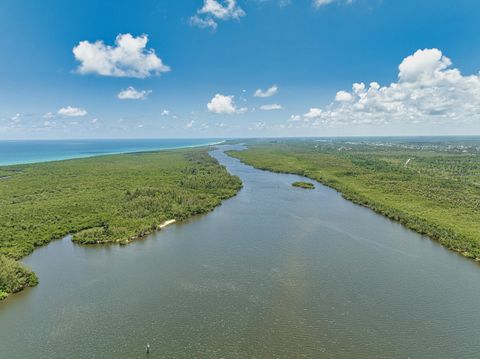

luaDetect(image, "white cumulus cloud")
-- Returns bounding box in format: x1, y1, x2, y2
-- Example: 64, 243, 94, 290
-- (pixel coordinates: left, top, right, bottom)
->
294, 48, 480, 129
190, 0, 246, 30
398, 48, 452, 82
304, 108, 322, 119
335, 90, 353, 102
73, 33, 170, 78
254, 85, 278, 97
207, 94, 247, 114
58, 106, 88, 117
260, 104, 283, 110
117, 86, 152, 100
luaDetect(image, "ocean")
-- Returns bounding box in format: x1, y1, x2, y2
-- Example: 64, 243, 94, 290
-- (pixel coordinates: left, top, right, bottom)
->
0, 138, 224, 166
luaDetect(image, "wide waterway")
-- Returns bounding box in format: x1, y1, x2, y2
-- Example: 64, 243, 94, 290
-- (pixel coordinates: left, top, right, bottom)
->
1, 145, 480, 358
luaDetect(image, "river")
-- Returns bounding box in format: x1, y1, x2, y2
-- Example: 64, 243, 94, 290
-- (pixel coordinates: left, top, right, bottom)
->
0, 145, 479, 358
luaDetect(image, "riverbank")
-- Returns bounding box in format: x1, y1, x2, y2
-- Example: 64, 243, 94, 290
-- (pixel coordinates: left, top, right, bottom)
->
227, 139, 480, 261
0, 148, 241, 300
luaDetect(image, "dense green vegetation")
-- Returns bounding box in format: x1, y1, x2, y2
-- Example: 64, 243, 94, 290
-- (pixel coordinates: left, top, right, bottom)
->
292, 181, 315, 189
0, 256, 38, 300
0, 148, 241, 300
228, 138, 480, 260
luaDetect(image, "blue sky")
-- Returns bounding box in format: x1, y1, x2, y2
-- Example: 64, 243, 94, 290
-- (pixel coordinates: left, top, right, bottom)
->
0, 0, 479, 139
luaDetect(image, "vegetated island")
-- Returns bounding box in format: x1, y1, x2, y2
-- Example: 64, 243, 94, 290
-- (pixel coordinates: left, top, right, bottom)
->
292, 181, 315, 189
0, 148, 242, 300
227, 137, 480, 261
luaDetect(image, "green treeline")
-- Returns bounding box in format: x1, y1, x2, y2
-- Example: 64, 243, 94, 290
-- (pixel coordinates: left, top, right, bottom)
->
0, 148, 242, 300
0, 256, 38, 300
228, 139, 480, 261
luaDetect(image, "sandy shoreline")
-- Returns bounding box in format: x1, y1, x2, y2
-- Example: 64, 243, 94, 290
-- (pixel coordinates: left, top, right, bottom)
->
158, 219, 176, 229
117, 219, 177, 245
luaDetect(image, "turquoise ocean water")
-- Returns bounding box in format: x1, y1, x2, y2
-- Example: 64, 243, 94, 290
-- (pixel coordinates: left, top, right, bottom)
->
0, 139, 224, 166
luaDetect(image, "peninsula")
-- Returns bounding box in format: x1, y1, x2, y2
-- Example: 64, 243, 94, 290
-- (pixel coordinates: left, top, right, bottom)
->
0, 148, 241, 300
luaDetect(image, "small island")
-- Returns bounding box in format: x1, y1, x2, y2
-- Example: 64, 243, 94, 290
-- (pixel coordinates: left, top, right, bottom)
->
292, 181, 315, 189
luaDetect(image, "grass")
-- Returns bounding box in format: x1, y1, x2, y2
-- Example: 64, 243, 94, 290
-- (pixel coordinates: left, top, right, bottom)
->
0, 148, 242, 300
228, 138, 480, 261
292, 181, 315, 189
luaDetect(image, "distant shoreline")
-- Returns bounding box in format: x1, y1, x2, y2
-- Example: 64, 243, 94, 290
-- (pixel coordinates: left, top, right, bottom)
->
0, 139, 226, 167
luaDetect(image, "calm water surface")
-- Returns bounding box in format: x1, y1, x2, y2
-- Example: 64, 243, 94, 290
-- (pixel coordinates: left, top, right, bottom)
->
0, 145, 479, 358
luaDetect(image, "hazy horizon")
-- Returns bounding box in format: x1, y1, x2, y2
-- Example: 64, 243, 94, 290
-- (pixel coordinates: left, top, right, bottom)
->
2, 135, 480, 142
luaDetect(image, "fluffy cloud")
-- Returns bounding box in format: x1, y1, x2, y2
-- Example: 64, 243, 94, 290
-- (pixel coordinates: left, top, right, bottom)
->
398, 48, 452, 82
254, 85, 278, 97
57, 106, 87, 117
292, 48, 480, 128
190, 0, 246, 30
117, 86, 152, 100
260, 104, 283, 110
335, 90, 353, 102
199, 0, 245, 18
73, 33, 170, 78
207, 94, 247, 114
303, 108, 322, 119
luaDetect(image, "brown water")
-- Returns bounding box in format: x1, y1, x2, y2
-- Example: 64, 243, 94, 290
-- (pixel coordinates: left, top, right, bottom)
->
1, 145, 479, 358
